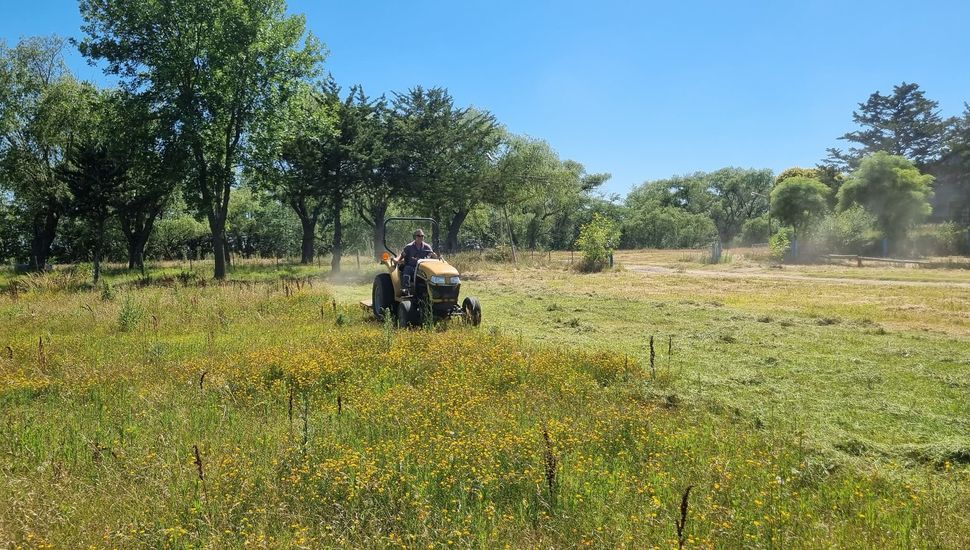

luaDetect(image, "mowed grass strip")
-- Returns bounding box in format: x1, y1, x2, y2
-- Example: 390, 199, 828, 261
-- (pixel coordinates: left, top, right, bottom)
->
335, 257, 970, 465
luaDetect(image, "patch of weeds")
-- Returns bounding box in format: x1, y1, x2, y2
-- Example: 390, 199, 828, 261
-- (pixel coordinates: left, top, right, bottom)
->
757, 315, 772, 323
177, 270, 205, 287
815, 317, 841, 326
566, 317, 581, 328
719, 334, 737, 344
779, 319, 795, 327
100, 282, 115, 302
117, 295, 143, 332
146, 342, 166, 365
865, 327, 889, 335
546, 303, 563, 312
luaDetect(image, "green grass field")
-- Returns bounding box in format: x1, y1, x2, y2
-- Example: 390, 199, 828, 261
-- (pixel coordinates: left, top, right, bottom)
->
1, 251, 969, 547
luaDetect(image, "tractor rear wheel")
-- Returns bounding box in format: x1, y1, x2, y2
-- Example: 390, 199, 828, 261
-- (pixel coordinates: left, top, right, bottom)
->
372, 273, 394, 321
462, 296, 482, 326
397, 300, 415, 328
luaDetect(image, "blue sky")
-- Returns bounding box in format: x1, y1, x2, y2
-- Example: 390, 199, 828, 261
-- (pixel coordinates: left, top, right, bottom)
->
2, 0, 969, 196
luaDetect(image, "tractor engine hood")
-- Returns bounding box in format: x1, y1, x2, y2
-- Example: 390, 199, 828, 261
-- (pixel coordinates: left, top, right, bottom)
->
417, 259, 459, 278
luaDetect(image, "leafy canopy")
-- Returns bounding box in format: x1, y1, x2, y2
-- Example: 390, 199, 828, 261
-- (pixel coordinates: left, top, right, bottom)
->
826, 82, 950, 170
837, 152, 933, 240
770, 176, 830, 234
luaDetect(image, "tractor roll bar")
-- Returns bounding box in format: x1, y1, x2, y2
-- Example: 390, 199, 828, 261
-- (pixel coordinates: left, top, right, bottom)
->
383, 217, 440, 255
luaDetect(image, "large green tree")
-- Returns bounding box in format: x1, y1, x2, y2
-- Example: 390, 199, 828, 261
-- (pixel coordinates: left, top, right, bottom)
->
79, 0, 323, 279
622, 178, 717, 249
252, 80, 382, 269
393, 87, 502, 253
776, 166, 844, 209
837, 152, 933, 245
623, 168, 770, 246
249, 81, 336, 264
488, 136, 608, 250
57, 93, 129, 283
826, 82, 951, 170
110, 92, 185, 271
0, 36, 91, 269
354, 96, 409, 260
942, 103, 970, 222
770, 176, 830, 241
705, 168, 773, 244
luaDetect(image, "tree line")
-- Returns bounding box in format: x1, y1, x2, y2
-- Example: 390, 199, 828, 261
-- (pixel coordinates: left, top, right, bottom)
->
618, 82, 970, 256
2, 2, 969, 280
0, 0, 609, 281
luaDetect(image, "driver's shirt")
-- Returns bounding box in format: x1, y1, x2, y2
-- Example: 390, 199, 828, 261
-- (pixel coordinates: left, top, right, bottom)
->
402, 240, 434, 267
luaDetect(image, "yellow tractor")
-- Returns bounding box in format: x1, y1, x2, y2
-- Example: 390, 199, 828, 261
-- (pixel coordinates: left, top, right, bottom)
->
366, 217, 482, 328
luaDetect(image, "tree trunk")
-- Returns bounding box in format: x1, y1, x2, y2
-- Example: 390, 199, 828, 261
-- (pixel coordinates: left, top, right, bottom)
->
126, 232, 149, 272
93, 221, 104, 285
122, 215, 156, 273
211, 217, 227, 280
526, 215, 541, 251
30, 212, 58, 271
504, 207, 517, 263
331, 195, 343, 273
134, 239, 146, 274
300, 215, 317, 264
127, 240, 138, 270
445, 208, 469, 253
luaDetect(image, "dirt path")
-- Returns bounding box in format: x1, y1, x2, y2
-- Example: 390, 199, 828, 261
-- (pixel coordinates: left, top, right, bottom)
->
627, 264, 970, 289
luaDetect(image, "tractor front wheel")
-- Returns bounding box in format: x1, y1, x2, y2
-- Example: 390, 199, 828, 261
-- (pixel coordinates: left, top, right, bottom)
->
462, 296, 482, 326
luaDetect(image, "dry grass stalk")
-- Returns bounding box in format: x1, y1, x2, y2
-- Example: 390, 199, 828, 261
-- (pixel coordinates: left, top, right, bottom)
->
302, 394, 310, 448
193, 444, 205, 482
668, 335, 673, 362
676, 484, 694, 549
542, 425, 558, 496
649, 335, 656, 379
37, 336, 46, 370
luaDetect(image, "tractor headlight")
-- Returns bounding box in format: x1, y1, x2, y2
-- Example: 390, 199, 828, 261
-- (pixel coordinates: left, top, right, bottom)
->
449, 276, 460, 285
430, 275, 446, 285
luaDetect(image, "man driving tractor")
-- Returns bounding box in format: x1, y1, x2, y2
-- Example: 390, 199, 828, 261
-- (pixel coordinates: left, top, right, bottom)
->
395, 228, 438, 292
